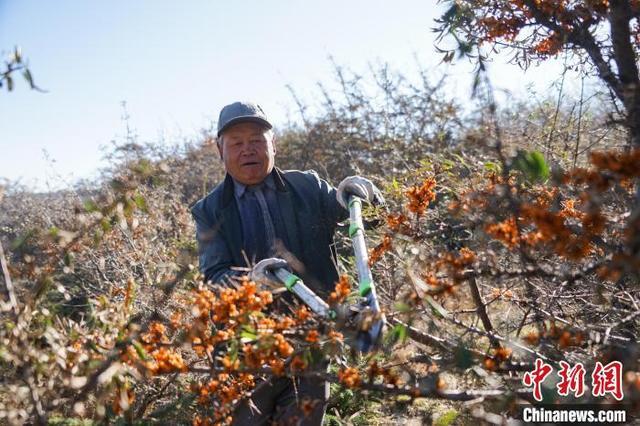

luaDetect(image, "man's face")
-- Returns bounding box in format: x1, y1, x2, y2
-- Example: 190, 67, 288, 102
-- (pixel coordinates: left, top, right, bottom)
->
218, 122, 276, 185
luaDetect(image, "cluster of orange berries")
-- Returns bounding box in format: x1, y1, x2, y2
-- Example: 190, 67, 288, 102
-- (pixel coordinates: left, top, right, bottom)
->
405, 177, 436, 217
145, 347, 187, 374
240, 332, 293, 370
419, 271, 455, 296
479, 16, 524, 41
294, 306, 312, 323
490, 287, 514, 300
414, 248, 476, 297
305, 330, 320, 344
141, 322, 169, 345
367, 360, 401, 386
170, 311, 183, 329
369, 234, 393, 266
192, 415, 215, 426
485, 217, 520, 248
338, 367, 361, 388
134, 322, 189, 374
483, 346, 513, 371
187, 280, 279, 358
329, 275, 352, 304
386, 212, 409, 233
590, 149, 640, 178
213, 280, 273, 323
520, 203, 589, 259
193, 414, 229, 426
327, 329, 344, 343
192, 372, 255, 423
290, 355, 308, 372
559, 199, 584, 220
483, 195, 605, 260
533, 33, 563, 56
370, 177, 438, 267
547, 324, 585, 349
406, 177, 436, 216
418, 247, 477, 292
522, 323, 585, 349
436, 247, 476, 280
477, 0, 614, 48
568, 149, 640, 192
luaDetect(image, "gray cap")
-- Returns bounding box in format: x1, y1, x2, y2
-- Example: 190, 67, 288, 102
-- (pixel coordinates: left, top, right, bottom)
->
217, 101, 272, 137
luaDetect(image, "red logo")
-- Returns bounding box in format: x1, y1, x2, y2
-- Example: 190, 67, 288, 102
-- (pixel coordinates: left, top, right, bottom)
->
523, 358, 553, 401
522, 359, 624, 401
556, 361, 586, 398
592, 361, 623, 401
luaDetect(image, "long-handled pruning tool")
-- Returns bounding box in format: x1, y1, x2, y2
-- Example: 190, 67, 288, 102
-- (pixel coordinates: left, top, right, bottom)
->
273, 195, 384, 352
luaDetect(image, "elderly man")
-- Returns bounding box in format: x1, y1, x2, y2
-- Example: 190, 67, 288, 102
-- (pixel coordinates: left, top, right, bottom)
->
191, 101, 382, 425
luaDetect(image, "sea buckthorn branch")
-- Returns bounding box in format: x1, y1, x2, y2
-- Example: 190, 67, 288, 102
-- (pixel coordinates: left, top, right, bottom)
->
508, 296, 638, 345
275, 369, 535, 402
420, 308, 555, 364
124, 277, 355, 424
389, 318, 535, 373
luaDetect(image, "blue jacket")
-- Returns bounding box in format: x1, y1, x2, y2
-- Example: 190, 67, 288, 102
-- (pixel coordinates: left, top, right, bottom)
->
191, 168, 348, 296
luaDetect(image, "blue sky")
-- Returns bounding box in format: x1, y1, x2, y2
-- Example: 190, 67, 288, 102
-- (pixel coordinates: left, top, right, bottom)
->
0, 1, 579, 190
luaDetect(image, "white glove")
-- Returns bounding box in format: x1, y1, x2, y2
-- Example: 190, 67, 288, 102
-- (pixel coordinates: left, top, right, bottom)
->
336, 176, 384, 209
250, 258, 290, 286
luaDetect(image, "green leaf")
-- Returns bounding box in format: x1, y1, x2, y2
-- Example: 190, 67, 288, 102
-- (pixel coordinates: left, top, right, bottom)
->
123, 198, 134, 219
512, 150, 550, 183
48, 226, 60, 238
435, 410, 459, 426
83, 200, 99, 213
22, 68, 34, 88
6, 75, 13, 91
240, 326, 257, 341
528, 151, 550, 180
425, 295, 449, 319
93, 230, 103, 245
393, 302, 412, 313
228, 339, 239, 361
100, 218, 112, 233
11, 229, 35, 250
392, 177, 399, 191
13, 46, 22, 63
132, 340, 150, 361
451, 153, 467, 166
484, 161, 502, 173
384, 324, 408, 348
396, 324, 407, 343
132, 193, 147, 212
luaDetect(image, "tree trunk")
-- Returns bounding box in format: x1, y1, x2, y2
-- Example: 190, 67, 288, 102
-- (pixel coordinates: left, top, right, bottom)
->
609, 0, 640, 147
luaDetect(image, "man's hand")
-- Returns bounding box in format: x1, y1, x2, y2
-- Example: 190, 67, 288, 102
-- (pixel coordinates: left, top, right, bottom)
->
336, 176, 385, 209
250, 258, 290, 286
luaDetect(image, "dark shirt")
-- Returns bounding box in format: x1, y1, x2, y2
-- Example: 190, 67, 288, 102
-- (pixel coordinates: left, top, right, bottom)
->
232, 174, 290, 262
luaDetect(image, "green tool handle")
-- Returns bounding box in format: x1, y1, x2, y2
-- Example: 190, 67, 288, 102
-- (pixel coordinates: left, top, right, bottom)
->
273, 268, 334, 319
348, 196, 377, 301
348, 195, 384, 352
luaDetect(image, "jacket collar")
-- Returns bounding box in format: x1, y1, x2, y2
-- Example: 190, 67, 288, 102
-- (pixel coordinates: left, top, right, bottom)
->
232, 174, 277, 199
221, 167, 287, 207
